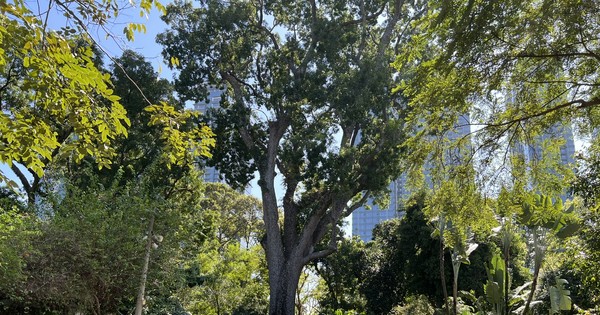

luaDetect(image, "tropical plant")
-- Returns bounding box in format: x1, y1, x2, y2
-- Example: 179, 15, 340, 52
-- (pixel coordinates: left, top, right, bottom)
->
519, 193, 580, 314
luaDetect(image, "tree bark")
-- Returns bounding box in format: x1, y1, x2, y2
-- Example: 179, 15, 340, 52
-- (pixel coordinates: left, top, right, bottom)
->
268, 258, 304, 315
523, 230, 544, 315
523, 265, 540, 315
453, 271, 458, 315
135, 214, 154, 315
439, 237, 451, 315
523, 257, 541, 315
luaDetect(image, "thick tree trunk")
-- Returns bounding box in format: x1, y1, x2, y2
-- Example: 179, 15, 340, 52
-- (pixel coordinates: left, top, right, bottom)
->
268, 258, 303, 315
135, 215, 154, 315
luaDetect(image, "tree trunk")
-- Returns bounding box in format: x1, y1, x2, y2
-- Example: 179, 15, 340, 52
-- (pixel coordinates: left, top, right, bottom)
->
268, 258, 304, 315
523, 230, 544, 315
439, 237, 451, 315
135, 215, 155, 315
522, 263, 540, 315
503, 246, 510, 315
453, 271, 458, 315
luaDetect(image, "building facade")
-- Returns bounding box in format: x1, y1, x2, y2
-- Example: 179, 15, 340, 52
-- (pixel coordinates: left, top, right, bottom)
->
511, 123, 576, 201
194, 86, 226, 183
351, 114, 471, 241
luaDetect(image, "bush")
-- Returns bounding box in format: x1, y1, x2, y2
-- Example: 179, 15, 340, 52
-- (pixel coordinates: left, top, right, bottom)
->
389, 295, 435, 315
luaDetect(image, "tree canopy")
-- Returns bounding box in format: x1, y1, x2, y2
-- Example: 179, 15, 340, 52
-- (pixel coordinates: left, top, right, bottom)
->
1, 0, 213, 203
158, 0, 425, 313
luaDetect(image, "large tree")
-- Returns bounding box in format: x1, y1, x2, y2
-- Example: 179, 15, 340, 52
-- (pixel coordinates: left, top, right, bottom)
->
157, 0, 425, 313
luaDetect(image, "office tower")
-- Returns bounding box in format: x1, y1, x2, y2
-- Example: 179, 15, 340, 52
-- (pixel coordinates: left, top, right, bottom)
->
351, 176, 408, 241
194, 86, 226, 183
511, 123, 576, 200
351, 114, 471, 241
515, 124, 575, 166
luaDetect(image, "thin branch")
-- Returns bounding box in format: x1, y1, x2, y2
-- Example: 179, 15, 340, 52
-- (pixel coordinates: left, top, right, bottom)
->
42, 0, 54, 44
339, 4, 386, 27
484, 97, 600, 128
219, 70, 256, 152
10, 164, 32, 201
523, 79, 600, 87
578, 31, 600, 62
298, 0, 318, 73
342, 191, 371, 218
515, 51, 600, 60
377, 0, 405, 57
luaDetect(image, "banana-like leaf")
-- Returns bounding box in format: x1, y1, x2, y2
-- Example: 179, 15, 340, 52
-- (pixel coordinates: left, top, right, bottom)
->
550, 278, 572, 313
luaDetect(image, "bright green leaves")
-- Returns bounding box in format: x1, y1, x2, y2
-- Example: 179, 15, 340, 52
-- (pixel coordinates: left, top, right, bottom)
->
549, 277, 572, 314
484, 254, 506, 307
124, 22, 147, 41
426, 180, 495, 241
484, 253, 533, 315
393, 0, 593, 199
0, 10, 129, 183
145, 102, 216, 169
0, 208, 37, 295
169, 56, 180, 68
520, 193, 581, 237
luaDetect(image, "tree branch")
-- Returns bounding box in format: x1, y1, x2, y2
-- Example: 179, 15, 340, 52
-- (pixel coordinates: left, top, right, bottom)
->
281, 162, 300, 256
515, 51, 600, 60
296, 192, 334, 257
377, 0, 405, 57
53, 0, 155, 107
298, 0, 319, 73
303, 217, 340, 264
10, 164, 33, 202
219, 70, 256, 152
483, 97, 600, 129
340, 4, 386, 28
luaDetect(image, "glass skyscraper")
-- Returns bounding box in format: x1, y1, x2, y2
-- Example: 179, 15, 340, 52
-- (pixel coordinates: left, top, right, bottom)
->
351, 114, 472, 241
194, 86, 226, 183
511, 123, 576, 201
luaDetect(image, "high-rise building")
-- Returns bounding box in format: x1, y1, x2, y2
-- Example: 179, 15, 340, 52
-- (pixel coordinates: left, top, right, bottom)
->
194, 86, 226, 183
511, 123, 576, 201
351, 176, 408, 241
513, 124, 575, 166
351, 114, 471, 241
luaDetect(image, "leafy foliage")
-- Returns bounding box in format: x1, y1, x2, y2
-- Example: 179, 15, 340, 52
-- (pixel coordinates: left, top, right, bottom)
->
313, 237, 368, 314
0, 9, 129, 190
177, 183, 268, 315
